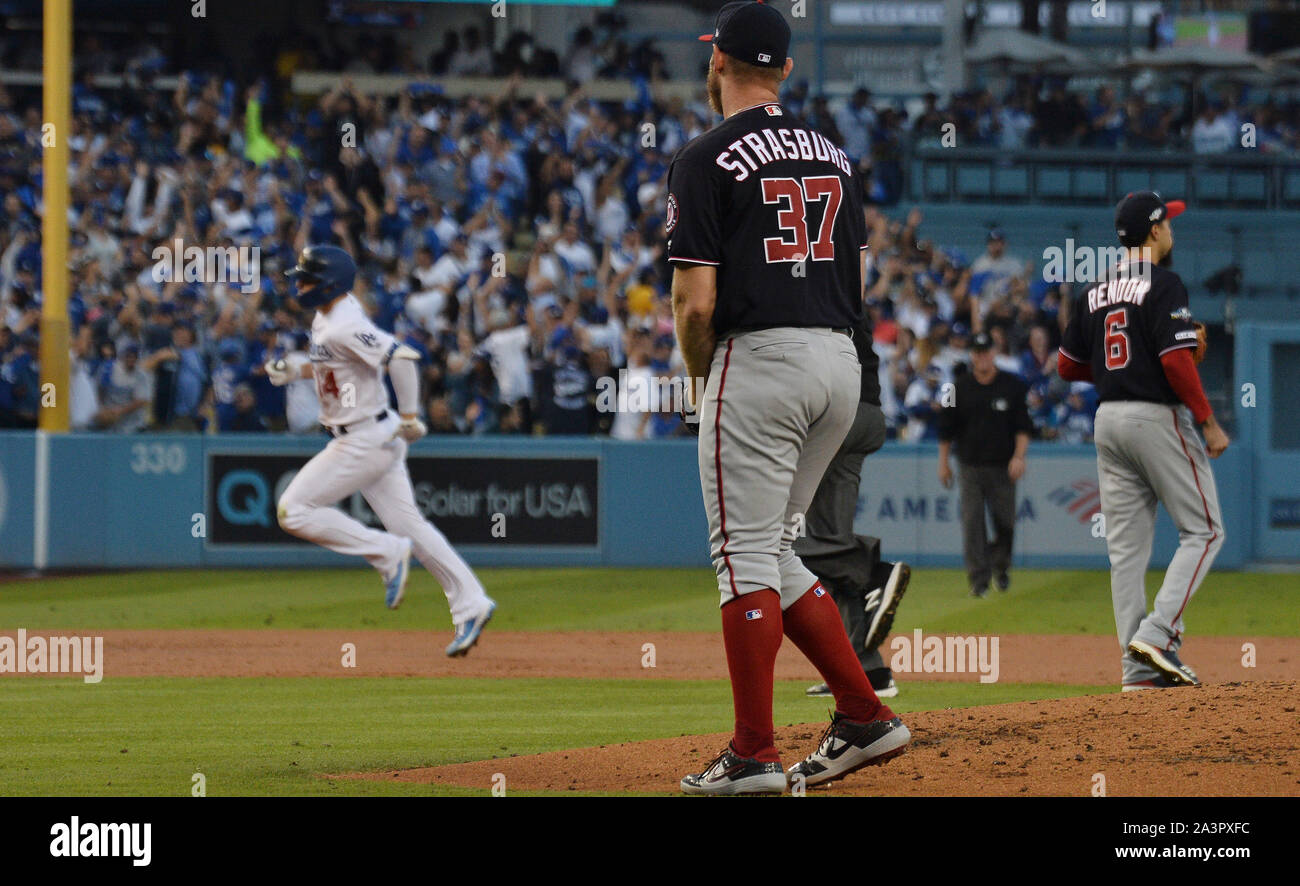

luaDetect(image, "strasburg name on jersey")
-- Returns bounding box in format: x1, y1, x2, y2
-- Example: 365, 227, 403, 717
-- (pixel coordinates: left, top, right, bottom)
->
309, 293, 399, 427
713, 124, 854, 182
1061, 262, 1197, 407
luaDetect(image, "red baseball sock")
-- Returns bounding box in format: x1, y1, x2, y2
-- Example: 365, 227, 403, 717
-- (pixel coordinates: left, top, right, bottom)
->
783, 583, 892, 723
720, 589, 784, 762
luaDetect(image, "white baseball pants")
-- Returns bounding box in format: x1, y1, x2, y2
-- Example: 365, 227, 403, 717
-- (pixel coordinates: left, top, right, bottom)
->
277, 412, 491, 624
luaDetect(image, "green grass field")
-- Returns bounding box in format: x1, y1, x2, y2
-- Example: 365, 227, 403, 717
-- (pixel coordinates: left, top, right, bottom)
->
1, 567, 1295, 796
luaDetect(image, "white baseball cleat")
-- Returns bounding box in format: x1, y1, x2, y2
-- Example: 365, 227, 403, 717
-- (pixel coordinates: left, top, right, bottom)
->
384, 538, 413, 609
446, 598, 497, 657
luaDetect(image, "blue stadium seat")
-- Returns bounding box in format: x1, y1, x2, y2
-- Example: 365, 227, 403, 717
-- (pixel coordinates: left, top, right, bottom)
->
1229, 170, 1268, 205
956, 165, 992, 199
910, 159, 927, 200
993, 166, 1029, 199
925, 163, 949, 199
1075, 168, 1108, 199
1284, 171, 1300, 206
1116, 169, 1153, 196
1036, 167, 1071, 198
1151, 169, 1189, 198
1195, 169, 1232, 203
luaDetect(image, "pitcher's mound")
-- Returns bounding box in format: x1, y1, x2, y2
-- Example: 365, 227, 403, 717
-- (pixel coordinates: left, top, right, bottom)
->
347, 681, 1300, 796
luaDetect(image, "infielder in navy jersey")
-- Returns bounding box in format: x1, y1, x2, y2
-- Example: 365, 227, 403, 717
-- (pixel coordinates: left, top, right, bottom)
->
1059, 192, 1229, 691
669, 1, 909, 796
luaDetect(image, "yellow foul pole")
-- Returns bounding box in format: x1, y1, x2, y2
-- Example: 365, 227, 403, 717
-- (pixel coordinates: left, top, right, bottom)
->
39, 0, 71, 432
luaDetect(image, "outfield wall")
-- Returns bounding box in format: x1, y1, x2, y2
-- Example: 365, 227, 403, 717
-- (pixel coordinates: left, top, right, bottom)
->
0, 432, 1257, 571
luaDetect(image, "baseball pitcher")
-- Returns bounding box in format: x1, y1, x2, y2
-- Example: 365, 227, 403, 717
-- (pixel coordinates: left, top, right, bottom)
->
1058, 192, 1227, 690
669, 1, 909, 796
267, 245, 497, 657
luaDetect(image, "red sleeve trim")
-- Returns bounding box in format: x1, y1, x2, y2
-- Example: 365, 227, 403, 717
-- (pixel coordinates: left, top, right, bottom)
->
1057, 348, 1092, 382
1160, 348, 1212, 425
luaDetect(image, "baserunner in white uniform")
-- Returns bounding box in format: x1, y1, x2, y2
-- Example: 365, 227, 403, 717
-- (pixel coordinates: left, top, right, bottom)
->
267, 245, 496, 657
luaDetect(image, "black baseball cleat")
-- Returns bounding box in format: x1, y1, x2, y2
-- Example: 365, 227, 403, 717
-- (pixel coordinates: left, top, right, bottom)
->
867, 667, 899, 698
786, 713, 910, 787
680, 745, 787, 796
1121, 674, 1182, 692
1127, 640, 1201, 686
995, 571, 1010, 592
970, 584, 989, 599
863, 561, 911, 652
807, 671, 899, 699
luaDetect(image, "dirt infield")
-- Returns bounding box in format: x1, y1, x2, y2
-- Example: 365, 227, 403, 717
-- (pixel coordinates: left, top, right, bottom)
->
343, 681, 1300, 796
4, 629, 1294, 683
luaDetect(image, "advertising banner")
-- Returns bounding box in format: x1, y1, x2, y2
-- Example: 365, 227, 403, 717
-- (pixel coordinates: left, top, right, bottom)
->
207, 453, 599, 548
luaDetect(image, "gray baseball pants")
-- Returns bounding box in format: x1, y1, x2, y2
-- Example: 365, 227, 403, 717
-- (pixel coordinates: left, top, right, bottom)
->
795, 400, 888, 672
959, 462, 1018, 589
698, 327, 861, 609
1094, 401, 1225, 684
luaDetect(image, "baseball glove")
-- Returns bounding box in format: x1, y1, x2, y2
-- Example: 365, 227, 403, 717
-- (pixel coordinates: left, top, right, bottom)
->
1193, 322, 1208, 365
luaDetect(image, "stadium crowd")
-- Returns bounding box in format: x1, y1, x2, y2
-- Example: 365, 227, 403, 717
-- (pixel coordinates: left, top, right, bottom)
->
7, 22, 1278, 440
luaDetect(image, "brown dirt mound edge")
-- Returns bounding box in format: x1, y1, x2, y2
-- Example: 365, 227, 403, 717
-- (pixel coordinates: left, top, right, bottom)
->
2, 630, 1293, 683
334, 681, 1300, 796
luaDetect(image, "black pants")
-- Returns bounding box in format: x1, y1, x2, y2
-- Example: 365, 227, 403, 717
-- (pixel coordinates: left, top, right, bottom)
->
958, 462, 1017, 589
794, 401, 887, 672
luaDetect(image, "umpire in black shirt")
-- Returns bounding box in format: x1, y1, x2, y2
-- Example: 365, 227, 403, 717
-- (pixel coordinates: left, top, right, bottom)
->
937, 332, 1032, 597
794, 313, 912, 697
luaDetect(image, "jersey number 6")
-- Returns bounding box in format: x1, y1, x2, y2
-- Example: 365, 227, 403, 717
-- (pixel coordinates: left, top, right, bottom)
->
761, 176, 842, 264
1104, 308, 1131, 370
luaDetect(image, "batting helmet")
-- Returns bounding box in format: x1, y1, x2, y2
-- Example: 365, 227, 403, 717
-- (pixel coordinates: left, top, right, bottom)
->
285, 245, 356, 308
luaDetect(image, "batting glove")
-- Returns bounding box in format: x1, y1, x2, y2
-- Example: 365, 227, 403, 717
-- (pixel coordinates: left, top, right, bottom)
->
265, 353, 307, 387
394, 414, 427, 442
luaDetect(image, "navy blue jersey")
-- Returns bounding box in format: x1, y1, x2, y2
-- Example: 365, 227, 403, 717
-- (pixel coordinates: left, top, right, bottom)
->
665, 102, 868, 335
1061, 262, 1198, 405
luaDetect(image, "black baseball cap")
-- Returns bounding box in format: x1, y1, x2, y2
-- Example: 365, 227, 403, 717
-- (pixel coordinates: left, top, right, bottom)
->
698, 1, 790, 69
1115, 191, 1186, 247
971, 332, 994, 351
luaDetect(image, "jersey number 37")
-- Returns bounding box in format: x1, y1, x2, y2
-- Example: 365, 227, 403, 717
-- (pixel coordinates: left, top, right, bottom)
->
761, 176, 842, 264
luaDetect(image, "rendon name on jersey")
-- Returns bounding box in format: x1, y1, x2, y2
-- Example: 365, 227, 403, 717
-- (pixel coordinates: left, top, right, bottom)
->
1060, 262, 1201, 406
664, 101, 868, 335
